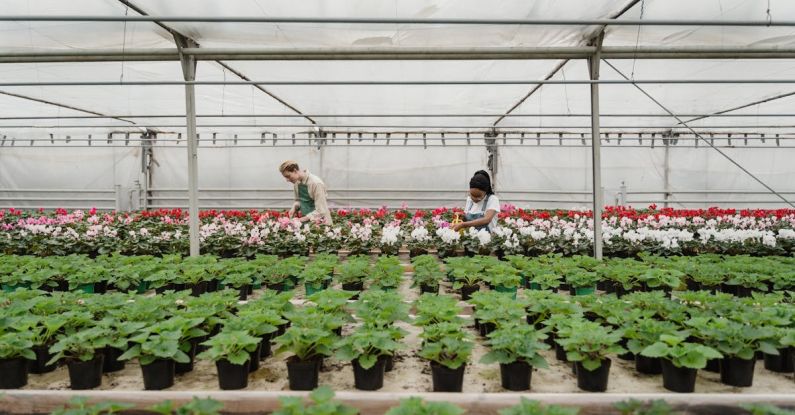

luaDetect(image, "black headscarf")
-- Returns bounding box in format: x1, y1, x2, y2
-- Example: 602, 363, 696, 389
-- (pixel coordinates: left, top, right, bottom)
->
469, 170, 494, 195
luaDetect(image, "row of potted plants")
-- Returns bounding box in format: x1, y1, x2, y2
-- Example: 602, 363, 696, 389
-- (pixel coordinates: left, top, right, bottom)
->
1, 271, 793, 393
4, 205, 795, 258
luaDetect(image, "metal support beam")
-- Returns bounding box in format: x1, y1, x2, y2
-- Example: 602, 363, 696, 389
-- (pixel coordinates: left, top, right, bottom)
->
4, 16, 795, 27
484, 131, 499, 190
663, 142, 671, 208
589, 34, 605, 260
7, 46, 795, 63
175, 34, 201, 257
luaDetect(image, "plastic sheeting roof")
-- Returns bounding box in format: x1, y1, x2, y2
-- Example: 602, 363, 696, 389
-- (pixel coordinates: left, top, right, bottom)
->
2, 0, 795, 139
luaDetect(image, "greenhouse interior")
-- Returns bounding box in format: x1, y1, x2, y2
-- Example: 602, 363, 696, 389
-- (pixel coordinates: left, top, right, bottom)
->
2, 1, 795, 414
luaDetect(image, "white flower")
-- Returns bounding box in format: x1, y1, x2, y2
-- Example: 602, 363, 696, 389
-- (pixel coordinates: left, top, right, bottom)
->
435, 227, 460, 244
410, 227, 430, 242
476, 229, 491, 246
380, 225, 401, 246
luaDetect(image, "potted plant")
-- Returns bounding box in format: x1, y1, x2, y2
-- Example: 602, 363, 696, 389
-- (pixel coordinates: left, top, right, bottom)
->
556, 320, 626, 392
198, 329, 260, 390
335, 325, 401, 390
98, 319, 146, 373
10, 314, 67, 374
481, 324, 549, 391
484, 262, 522, 298
623, 318, 684, 375
370, 256, 403, 291
767, 329, 795, 373
418, 326, 473, 392
273, 324, 337, 390
300, 264, 331, 296
414, 294, 465, 327
265, 257, 307, 291
385, 397, 465, 415
231, 308, 286, 362
640, 334, 723, 393
0, 331, 35, 389
335, 255, 370, 295
711, 320, 778, 387
221, 259, 257, 300
565, 268, 599, 296
472, 294, 526, 338
120, 317, 206, 390
48, 326, 111, 390
272, 386, 358, 415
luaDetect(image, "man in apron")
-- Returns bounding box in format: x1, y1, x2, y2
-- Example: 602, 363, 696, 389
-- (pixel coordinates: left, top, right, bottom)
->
279, 160, 333, 225
451, 170, 500, 232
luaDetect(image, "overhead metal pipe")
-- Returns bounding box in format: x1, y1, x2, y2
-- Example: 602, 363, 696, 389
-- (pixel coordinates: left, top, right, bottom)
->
3, 16, 795, 27
3, 113, 795, 120
5, 79, 795, 87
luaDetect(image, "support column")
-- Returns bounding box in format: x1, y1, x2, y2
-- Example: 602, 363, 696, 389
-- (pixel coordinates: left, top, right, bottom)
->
589, 34, 605, 260
664, 141, 671, 208
176, 35, 200, 257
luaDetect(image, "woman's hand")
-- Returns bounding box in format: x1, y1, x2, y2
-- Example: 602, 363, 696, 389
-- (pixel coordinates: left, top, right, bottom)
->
451, 222, 466, 232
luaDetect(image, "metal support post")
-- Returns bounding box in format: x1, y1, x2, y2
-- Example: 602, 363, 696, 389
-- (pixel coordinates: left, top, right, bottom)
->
175, 34, 201, 257
589, 33, 605, 260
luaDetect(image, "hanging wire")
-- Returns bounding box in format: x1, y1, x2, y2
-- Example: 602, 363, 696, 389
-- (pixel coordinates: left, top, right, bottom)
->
221, 67, 226, 116
120, 6, 128, 84
630, 0, 646, 80
767, 0, 773, 26
560, 66, 573, 115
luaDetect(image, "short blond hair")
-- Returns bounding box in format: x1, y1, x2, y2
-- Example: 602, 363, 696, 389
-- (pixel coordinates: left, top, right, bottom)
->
279, 160, 299, 174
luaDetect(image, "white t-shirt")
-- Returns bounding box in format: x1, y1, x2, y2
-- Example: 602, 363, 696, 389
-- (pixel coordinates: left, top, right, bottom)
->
464, 194, 501, 231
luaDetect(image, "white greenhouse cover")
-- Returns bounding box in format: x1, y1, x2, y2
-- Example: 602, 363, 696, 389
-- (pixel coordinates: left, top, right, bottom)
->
1, 0, 795, 210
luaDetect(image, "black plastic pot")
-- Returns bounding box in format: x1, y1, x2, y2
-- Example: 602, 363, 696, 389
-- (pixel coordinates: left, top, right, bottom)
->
430, 362, 465, 392
67, 355, 104, 390
661, 359, 697, 393
735, 286, 753, 298
555, 343, 568, 362
479, 322, 496, 338
420, 283, 438, 294
187, 281, 207, 297
381, 354, 394, 373
618, 338, 635, 361
238, 284, 250, 301
635, 355, 663, 375
207, 279, 220, 292
259, 334, 273, 360
141, 359, 175, 390
286, 357, 320, 391
721, 283, 738, 296
102, 346, 126, 373
764, 348, 794, 373
216, 359, 250, 390
277, 322, 290, 336
352, 357, 386, 391
575, 359, 611, 392
30, 345, 58, 374
248, 343, 262, 372
500, 361, 532, 391
460, 284, 479, 301
705, 358, 721, 373
0, 357, 29, 389
175, 340, 199, 374
268, 282, 286, 292
94, 280, 108, 294
720, 357, 755, 387
342, 282, 364, 298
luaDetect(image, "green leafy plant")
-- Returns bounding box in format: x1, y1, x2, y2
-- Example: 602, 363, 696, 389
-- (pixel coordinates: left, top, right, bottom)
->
198, 329, 260, 365
484, 262, 522, 288
481, 324, 549, 368
335, 325, 402, 369
273, 325, 337, 362
150, 398, 224, 415
335, 256, 370, 285
48, 326, 111, 365
565, 268, 599, 289
623, 318, 686, 355
385, 398, 465, 415
614, 399, 674, 415
0, 331, 35, 360
119, 317, 206, 365
638, 268, 684, 290
498, 398, 579, 415
556, 320, 626, 371
418, 325, 473, 370
352, 290, 410, 328
414, 294, 464, 326
51, 397, 133, 415
370, 256, 403, 290
640, 334, 722, 369
272, 386, 358, 415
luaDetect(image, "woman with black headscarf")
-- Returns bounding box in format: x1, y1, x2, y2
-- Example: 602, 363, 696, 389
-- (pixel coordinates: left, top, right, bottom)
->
451, 170, 501, 232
